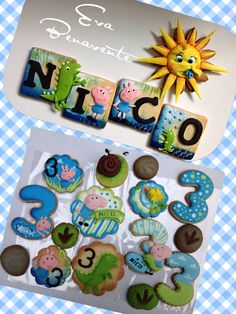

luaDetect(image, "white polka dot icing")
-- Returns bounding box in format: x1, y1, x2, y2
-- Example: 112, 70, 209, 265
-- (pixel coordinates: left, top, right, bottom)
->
169, 170, 214, 223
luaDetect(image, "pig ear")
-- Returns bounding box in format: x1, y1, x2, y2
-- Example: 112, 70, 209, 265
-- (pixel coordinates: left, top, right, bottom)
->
46, 248, 50, 254
65, 164, 68, 171
127, 82, 134, 88
123, 83, 128, 88
61, 165, 64, 171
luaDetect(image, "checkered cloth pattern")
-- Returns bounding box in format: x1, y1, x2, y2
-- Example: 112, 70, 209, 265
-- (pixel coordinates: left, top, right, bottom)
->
0, 0, 235, 313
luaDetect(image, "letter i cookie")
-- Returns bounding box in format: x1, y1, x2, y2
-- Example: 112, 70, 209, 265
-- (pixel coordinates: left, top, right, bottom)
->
169, 170, 214, 223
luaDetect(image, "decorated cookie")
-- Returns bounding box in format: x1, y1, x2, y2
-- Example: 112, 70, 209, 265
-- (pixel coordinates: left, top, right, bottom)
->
0, 245, 30, 276
52, 223, 79, 249
12, 185, 57, 240
43, 154, 84, 193
126, 219, 171, 274
20, 47, 86, 111
138, 19, 227, 100
155, 252, 200, 306
96, 149, 129, 188
129, 180, 168, 218
169, 170, 214, 223
151, 104, 207, 160
174, 224, 203, 253
31, 245, 71, 288
109, 79, 163, 132
71, 185, 124, 238
127, 284, 159, 310
133, 155, 159, 180
72, 241, 124, 295
63, 72, 116, 129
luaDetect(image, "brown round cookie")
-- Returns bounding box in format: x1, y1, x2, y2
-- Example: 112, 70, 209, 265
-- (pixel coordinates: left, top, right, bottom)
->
0, 245, 30, 276
174, 224, 203, 253
133, 155, 159, 180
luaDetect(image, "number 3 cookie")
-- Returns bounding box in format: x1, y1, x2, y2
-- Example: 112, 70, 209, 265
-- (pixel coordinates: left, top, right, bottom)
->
72, 241, 124, 295
12, 185, 57, 240
169, 170, 214, 223
43, 154, 84, 193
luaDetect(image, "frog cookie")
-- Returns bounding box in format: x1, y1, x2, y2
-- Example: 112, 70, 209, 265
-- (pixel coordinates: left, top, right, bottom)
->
72, 241, 124, 296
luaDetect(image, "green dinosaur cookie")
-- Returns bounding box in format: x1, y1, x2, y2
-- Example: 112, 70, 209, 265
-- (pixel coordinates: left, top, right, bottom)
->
127, 284, 159, 310
96, 150, 129, 188
52, 223, 79, 249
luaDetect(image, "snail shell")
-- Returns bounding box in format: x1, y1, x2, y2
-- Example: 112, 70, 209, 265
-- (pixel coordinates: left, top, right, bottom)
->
97, 154, 121, 177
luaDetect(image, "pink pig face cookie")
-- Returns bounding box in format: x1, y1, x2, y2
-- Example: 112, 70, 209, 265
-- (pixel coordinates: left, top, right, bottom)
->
91, 86, 112, 105
150, 243, 172, 261
120, 82, 140, 102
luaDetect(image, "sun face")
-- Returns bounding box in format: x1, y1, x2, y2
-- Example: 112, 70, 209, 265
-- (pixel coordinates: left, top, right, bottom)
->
138, 20, 227, 101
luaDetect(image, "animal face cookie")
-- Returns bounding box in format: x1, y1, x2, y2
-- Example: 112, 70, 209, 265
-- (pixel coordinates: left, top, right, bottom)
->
129, 180, 168, 218
151, 105, 207, 160
169, 170, 214, 223
31, 245, 71, 288
126, 219, 171, 275
0, 245, 30, 276
52, 223, 79, 249
71, 185, 124, 239
72, 241, 124, 296
63, 72, 116, 129
109, 79, 162, 132
155, 252, 200, 306
43, 154, 84, 193
96, 149, 129, 188
12, 185, 57, 240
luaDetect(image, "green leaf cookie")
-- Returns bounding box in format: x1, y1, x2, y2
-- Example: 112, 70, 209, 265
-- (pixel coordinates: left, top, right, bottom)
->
127, 284, 158, 310
52, 223, 79, 249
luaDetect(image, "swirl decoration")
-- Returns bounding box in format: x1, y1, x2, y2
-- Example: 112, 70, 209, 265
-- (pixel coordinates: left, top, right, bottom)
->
97, 153, 121, 177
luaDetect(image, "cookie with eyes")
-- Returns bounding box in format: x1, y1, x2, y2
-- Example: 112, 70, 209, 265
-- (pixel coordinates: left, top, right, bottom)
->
96, 149, 129, 188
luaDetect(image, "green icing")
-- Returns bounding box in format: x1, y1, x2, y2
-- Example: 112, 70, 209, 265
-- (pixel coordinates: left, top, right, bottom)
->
41, 61, 86, 111
74, 253, 118, 294
158, 129, 175, 153
127, 284, 158, 310
143, 254, 162, 272
156, 281, 194, 306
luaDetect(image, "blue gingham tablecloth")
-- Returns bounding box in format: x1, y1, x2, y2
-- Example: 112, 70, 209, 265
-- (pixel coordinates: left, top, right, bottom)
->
0, 0, 235, 313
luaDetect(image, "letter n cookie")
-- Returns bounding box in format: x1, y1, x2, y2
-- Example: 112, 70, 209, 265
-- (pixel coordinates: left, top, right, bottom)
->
109, 79, 163, 132
63, 73, 116, 129
151, 105, 207, 160
20, 47, 76, 99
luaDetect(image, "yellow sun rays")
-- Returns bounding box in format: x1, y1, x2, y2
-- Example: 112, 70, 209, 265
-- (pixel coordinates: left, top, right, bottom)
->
138, 19, 227, 102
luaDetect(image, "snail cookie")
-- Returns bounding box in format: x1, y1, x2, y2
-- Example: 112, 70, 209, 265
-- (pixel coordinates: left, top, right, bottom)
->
174, 224, 203, 253
133, 155, 159, 180
96, 149, 129, 188
72, 241, 124, 296
0, 245, 29, 276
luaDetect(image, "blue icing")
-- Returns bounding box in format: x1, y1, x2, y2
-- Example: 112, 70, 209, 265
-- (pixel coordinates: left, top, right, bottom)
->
92, 104, 105, 115
43, 154, 84, 192
170, 170, 214, 223
31, 267, 49, 285
166, 252, 200, 285
125, 252, 148, 273
12, 185, 56, 240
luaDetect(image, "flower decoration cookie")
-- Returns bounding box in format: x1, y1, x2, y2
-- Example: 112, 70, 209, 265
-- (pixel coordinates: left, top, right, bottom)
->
43, 154, 84, 193
31, 245, 71, 288
138, 19, 227, 101
96, 149, 129, 188
52, 223, 79, 249
169, 170, 214, 223
126, 219, 171, 275
129, 180, 168, 218
71, 185, 124, 238
72, 241, 124, 296
12, 185, 57, 240
155, 252, 200, 306
0, 245, 30, 276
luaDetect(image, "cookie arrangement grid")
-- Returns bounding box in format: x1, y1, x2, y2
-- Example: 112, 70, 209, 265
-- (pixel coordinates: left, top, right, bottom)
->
0, 1, 235, 314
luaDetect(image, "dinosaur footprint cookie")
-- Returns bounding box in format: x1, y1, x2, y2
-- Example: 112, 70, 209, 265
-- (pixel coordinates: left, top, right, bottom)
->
72, 241, 124, 296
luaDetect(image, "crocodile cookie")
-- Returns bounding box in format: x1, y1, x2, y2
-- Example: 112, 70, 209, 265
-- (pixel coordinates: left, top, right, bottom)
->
133, 155, 159, 180
0, 245, 30, 276
52, 223, 79, 249
96, 149, 129, 188
72, 241, 125, 296
174, 224, 203, 253
127, 284, 159, 310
